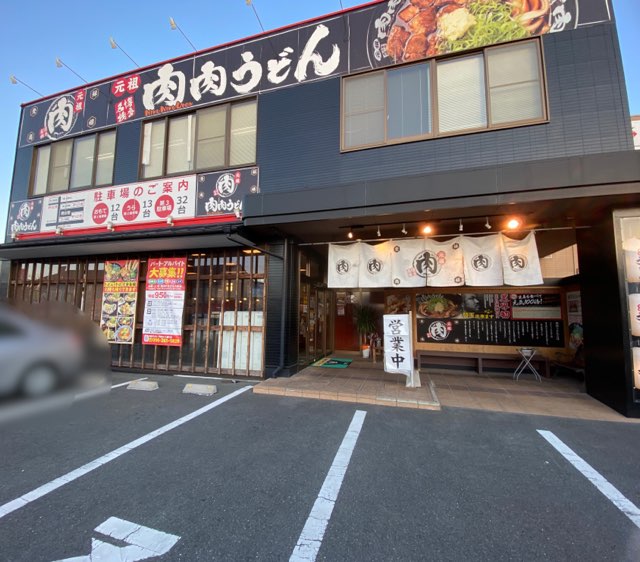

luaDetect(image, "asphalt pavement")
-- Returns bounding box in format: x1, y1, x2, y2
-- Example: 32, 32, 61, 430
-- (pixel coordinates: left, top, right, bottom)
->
0, 372, 639, 561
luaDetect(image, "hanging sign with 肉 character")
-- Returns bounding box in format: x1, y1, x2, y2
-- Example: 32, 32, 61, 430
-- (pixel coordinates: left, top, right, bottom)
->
101, 260, 140, 344
142, 258, 188, 346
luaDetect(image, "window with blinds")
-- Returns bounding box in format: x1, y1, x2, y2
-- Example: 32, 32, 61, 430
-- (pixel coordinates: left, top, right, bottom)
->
30, 130, 116, 195
342, 39, 545, 150
141, 99, 257, 179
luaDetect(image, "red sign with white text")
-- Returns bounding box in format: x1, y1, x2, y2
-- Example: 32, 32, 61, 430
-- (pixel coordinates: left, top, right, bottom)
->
142, 258, 188, 346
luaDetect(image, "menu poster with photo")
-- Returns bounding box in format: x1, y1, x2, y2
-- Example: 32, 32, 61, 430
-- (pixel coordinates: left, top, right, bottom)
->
100, 260, 140, 344
415, 292, 564, 347
142, 258, 188, 346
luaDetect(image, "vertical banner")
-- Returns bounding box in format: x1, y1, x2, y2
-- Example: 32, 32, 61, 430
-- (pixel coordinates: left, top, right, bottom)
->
501, 232, 543, 286
623, 238, 640, 282
100, 260, 140, 344
462, 234, 504, 286
383, 313, 414, 379
390, 239, 427, 287
328, 243, 360, 288
142, 258, 188, 346
633, 347, 640, 390
359, 241, 392, 288
424, 236, 465, 287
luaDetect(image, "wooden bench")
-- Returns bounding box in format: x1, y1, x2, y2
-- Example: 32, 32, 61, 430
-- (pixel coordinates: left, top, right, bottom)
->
417, 350, 550, 378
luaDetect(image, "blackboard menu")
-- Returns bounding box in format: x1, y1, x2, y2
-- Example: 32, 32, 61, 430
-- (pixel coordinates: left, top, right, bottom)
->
416, 292, 564, 347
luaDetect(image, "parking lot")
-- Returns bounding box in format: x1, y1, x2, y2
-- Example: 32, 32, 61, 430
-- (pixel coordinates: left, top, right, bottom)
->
1, 372, 639, 561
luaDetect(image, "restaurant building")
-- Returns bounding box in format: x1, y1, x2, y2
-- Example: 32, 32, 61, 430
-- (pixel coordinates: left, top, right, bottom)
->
2, 0, 640, 416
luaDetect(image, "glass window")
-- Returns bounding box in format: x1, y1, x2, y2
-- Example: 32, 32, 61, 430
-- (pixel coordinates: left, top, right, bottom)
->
487, 41, 543, 125
230, 101, 257, 166
196, 105, 227, 169
49, 139, 73, 192
387, 64, 431, 140
167, 114, 195, 174
342, 39, 545, 150
95, 131, 116, 185
437, 54, 487, 133
32, 145, 50, 196
343, 72, 385, 148
70, 136, 95, 189
142, 121, 165, 178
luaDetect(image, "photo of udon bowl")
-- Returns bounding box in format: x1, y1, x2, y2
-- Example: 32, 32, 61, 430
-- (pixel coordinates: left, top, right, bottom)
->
370, 0, 564, 65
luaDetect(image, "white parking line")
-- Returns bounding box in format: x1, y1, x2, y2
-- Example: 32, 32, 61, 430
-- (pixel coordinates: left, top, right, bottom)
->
0, 385, 251, 521
538, 430, 640, 529
290, 410, 367, 562
110, 377, 148, 389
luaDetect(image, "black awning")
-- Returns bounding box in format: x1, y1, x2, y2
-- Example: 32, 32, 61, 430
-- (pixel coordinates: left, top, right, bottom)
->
0, 227, 246, 260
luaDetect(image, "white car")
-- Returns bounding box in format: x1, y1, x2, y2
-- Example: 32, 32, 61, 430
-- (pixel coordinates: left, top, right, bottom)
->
0, 302, 110, 398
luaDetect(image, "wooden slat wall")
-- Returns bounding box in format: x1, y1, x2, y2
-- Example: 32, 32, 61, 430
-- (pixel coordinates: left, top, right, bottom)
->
8, 249, 267, 377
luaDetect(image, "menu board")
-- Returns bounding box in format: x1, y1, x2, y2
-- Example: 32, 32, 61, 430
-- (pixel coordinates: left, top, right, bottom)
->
100, 260, 140, 344
416, 292, 564, 347
142, 258, 188, 346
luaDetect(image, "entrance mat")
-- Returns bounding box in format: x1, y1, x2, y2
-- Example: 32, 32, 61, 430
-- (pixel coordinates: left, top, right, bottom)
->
313, 357, 353, 368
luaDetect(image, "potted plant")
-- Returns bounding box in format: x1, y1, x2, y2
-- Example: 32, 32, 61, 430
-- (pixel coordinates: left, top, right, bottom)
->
354, 304, 378, 358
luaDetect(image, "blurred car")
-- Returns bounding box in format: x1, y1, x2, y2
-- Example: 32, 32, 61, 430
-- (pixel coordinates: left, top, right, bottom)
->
0, 300, 111, 399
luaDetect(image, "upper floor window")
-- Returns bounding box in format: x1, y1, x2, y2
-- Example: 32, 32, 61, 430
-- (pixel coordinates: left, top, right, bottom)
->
31, 130, 116, 196
141, 99, 257, 179
342, 39, 545, 150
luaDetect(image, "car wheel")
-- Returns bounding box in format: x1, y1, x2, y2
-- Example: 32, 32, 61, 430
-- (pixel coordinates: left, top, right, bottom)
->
21, 365, 59, 398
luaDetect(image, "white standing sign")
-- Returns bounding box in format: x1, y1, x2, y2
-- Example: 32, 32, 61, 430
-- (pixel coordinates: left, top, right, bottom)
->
383, 313, 420, 387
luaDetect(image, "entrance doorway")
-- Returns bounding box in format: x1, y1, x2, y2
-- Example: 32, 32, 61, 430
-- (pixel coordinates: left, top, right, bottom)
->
333, 290, 385, 352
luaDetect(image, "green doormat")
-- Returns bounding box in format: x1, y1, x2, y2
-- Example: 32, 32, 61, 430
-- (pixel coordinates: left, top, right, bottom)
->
313, 357, 353, 368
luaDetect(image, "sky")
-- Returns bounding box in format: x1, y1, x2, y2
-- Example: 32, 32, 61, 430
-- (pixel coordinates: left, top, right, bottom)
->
0, 0, 638, 240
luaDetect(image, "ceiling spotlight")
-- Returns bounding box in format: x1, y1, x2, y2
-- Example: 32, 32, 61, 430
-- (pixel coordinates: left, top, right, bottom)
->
401, 223, 407, 235
55, 226, 63, 235
506, 218, 521, 230
166, 215, 174, 226
10, 232, 18, 241
106, 221, 114, 231
485, 217, 492, 230
347, 229, 354, 239
234, 207, 242, 219
377, 225, 381, 237
459, 219, 463, 232
422, 225, 432, 235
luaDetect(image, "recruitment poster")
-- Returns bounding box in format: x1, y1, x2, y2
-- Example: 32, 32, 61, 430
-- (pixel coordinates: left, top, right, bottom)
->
100, 260, 140, 344
142, 258, 188, 346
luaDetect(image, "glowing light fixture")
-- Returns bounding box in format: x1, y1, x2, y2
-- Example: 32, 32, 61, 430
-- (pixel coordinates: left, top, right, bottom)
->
422, 225, 432, 235
459, 219, 463, 232
377, 225, 381, 237
347, 229, 354, 239
506, 218, 521, 230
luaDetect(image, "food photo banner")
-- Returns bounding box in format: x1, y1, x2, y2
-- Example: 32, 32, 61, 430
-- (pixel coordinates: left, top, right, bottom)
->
415, 292, 564, 347
328, 233, 543, 288
19, 0, 612, 147
100, 260, 140, 344
142, 258, 188, 347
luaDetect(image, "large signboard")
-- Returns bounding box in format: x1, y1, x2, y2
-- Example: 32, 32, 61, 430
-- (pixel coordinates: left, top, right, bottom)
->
6, 199, 42, 238
196, 167, 259, 218
40, 175, 197, 233
19, 0, 612, 147
416, 292, 564, 347
142, 258, 188, 346
100, 260, 140, 344
12, 167, 258, 239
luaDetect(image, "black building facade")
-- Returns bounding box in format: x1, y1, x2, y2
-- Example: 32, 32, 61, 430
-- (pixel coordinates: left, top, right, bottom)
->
2, 0, 640, 416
